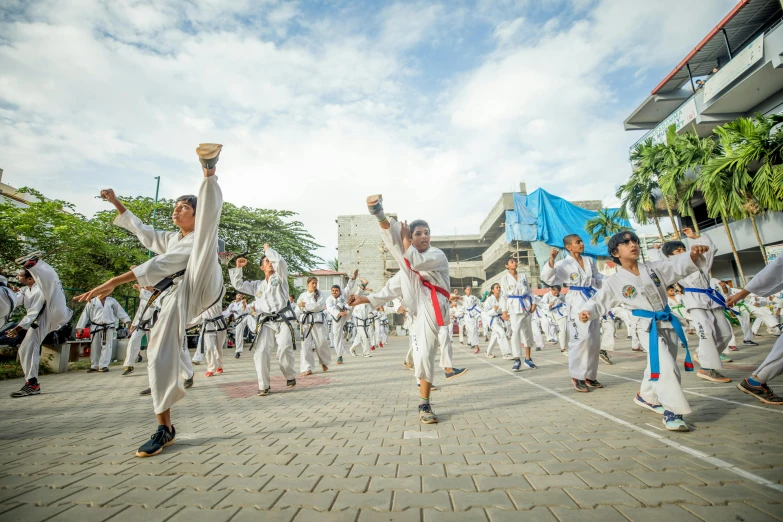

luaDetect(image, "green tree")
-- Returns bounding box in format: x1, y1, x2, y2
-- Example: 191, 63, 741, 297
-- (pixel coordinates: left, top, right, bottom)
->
616, 164, 665, 242
585, 209, 629, 245
326, 258, 339, 271
629, 137, 681, 239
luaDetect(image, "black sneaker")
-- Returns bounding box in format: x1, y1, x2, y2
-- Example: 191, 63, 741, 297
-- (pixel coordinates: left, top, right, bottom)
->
10, 382, 40, 398
743, 340, 759, 346
122, 367, 134, 376
572, 379, 589, 393
418, 403, 438, 424
235, 352, 241, 359
287, 379, 296, 388
87, 368, 99, 373
15, 250, 44, 268
196, 143, 222, 169
136, 354, 143, 363
140, 387, 151, 396
737, 379, 783, 405
258, 388, 271, 396
184, 376, 194, 389
599, 350, 612, 364
136, 425, 176, 458
585, 379, 603, 389
100, 367, 110, 372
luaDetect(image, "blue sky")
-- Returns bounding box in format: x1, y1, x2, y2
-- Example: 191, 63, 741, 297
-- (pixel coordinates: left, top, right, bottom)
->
0, 0, 737, 261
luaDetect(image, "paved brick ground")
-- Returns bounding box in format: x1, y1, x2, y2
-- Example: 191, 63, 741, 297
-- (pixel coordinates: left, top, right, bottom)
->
1, 326, 782, 521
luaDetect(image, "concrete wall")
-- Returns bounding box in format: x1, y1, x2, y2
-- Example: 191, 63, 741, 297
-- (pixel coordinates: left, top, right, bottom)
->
337, 214, 393, 289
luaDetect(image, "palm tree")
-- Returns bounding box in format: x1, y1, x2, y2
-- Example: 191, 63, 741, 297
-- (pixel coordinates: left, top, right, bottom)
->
326, 258, 339, 271
585, 208, 629, 245
616, 161, 665, 242
630, 137, 681, 239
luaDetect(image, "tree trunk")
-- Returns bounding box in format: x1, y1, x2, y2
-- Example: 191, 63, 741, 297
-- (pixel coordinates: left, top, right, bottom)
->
748, 214, 768, 265
664, 198, 681, 239
653, 217, 665, 242
721, 211, 746, 286
688, 202, 700, 236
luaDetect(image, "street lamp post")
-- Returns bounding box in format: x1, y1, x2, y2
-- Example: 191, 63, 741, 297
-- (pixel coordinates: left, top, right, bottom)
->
148, 176, 161, 259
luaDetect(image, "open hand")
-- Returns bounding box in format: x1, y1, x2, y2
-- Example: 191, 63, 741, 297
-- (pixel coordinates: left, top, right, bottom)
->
74, 280, 117, 302
726, 290, 750, 308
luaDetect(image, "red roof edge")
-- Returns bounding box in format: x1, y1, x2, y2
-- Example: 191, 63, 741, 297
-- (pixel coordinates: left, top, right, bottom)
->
651, 0, 752, 95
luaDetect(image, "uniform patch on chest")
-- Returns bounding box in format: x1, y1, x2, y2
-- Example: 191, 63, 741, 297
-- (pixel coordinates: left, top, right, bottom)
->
651, 273, 661, 287
569, 272, 579, 283
622, 285, 637, 299
270, 275, 280, 287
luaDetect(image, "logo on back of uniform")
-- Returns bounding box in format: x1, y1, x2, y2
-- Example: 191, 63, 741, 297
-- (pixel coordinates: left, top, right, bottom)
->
569, 273, 579, 283
651, 273, 661, 287
622, 285, 637, 299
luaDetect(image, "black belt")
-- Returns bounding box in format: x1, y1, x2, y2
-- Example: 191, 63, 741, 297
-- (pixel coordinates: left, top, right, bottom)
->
250, 304, 297, 351
301, 311, 325, 339
90, 322, 114, 345
197, 316, 228, 353
138, 269, 224, 324
136, 309, 159, 331
356, 317, 371, 337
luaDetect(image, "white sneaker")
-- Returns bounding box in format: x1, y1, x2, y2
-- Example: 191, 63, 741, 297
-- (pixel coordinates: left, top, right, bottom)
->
502, 354, 513, 360
350, 350, 358, 357
561, 349, 569, 357
486, 353, 496, 358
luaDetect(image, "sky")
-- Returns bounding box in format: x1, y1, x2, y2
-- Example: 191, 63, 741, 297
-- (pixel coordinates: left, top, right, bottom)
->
0, 0, 738, 264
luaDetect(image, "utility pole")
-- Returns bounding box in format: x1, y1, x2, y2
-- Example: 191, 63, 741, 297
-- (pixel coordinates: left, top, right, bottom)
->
148, 176, 161, 259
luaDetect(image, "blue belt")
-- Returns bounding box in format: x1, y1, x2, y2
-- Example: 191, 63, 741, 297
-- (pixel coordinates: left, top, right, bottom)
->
490, 315, 505, 328
466, 305, 479, 317
550, 302, 565, 316
683, 287, 740, 314
570, 286, 596, 301
632, 306, 693, 381
508, 294, 533, 313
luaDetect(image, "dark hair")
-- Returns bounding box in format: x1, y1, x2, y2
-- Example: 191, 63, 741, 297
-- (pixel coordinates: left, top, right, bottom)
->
464, 285, 472, 291
666, 284, 676, 291
505, 256, 517, 265
491, 283, 500, 291
409, 219, 429, 235
563, 234, 582, 247
661, 240, 686, 258
552, 285, 561, 291
607, 230, 640, 264
331, 285, 341, 291
176, 194, 198, 213
18, 268, 32, 279
307, 276, 320, 301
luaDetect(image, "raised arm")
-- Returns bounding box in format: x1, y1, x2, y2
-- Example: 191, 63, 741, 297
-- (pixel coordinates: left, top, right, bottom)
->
264, 245, 288, 283
404, 245, 449, 273
229, 260, 261, 296
113, 208, 173, 256
367, 271, 404, 309
744, 255, 783, 297
540, 251, 569, 286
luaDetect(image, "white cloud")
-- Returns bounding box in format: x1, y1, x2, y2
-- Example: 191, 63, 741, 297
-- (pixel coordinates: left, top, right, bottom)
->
0, 0, 737, 266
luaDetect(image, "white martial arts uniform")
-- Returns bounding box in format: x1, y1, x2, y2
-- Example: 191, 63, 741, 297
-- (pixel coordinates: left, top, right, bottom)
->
530, 298, 546, 350
365, 218, 451, 384
483, 294, 510, 357
230, 302, 255, 355
350, 301, 373, 356
541, 255, 604, 381
229, 247, 296, 392
500, 271, 537, 360
194, 301, 227, 373
115, 174, 223, 414
326, 280, 355, 360
0, 280, 19, 331
670, 236, 731, 371
748, 294, 781, 336
455, 304, 465, 344
461, 294, 481, 347
17, 261, 72, 382
742, 255, 783, 383
77, 296, 130, 369
710, 283, 752, 343
298, 290, 331, 372
369, 310, 380, 349
600, 313, 616, 351
124, 288, 158, 368
540, 291, 567, 351
610, 305, 642, 349
581, 252, 700, 414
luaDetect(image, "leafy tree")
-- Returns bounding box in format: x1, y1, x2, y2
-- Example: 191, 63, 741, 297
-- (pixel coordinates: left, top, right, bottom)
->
585, 208, 629, 245
629, 137, 681, 239
616, 164, 665, 241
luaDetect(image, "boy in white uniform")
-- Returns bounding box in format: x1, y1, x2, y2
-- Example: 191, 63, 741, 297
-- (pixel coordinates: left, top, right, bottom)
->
580, 230, 708, 431
530, 296, 546, 352
223, 293, 247, 358
298, 277, 331, 375
499, 256, 538, 371
461, 286, 481, 353
348, 280, 374, 357
326, 271, 357, 365
6, 259, 72, 397
230, 246, 298, 396
727, 255, 783, 404
711, 280, 755, 347
661, 228, 732, 384
540, 234, 604, 392
76, 143, 224, 457
484, 283, 510, 358
352, 196, 466, 424
123, 285, 158, 375
196, 301, 227, 377
748, 294, 781, 337
540, 285, 568, 355
76, 295, 131, 372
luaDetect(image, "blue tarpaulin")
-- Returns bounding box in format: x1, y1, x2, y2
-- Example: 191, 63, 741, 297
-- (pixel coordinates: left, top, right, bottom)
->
504, 188, 632, 260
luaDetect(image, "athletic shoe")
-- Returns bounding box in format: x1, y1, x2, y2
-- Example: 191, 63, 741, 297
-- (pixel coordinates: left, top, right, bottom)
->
561, 349, 569, 357
486, 353, 496, 358
10, 382, 40, 398
235, 352, 241, 359
371, 346, 375, 351
337, 356, 343, 365
729, 346, 739, 351
196, 143, 222, 169
205, 371, 214, 377
523, 359, 537, 369
403, 361, 413, 368
535, 347, 541, 351
418, 404, 438, 424
303, 370, 313, 376
662, 410, 689, 431
100, 367, 110, 372
193, 361, 201, 365
512, 359, 522, 372
743, 340, 759, 346
720, 354, 733, 363
350, 349, 358, 357
737, 379, 783, 405
626, 336, 632, 340
15, 250, 44, 268
136, 354, 143, 363
549, 340, 558, 344
136, 425, 176, 457
87, 368, 99, 373
363, 353, 371, 358
572, 379, 589, 393
631, 346, 643, 352
321, 364, 328, 372
585, 379, 603, 388
140, 387, 151, 395
417, 383, 438, 391
122, 367, 134, 376
697, 369, 731, 383
599, 350, 612, 364
634, 393, 664, 414
380, 343, 384, 348
216, 368, 223, 374
258, 388, 271, 396
184, 377, 194, 389
287, 379, 296, 388
502, 354, 513, 360
445, 368, 467, 379
473, 347, 480, 354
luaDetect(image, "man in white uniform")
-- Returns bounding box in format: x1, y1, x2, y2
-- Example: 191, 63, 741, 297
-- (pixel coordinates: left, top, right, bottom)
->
123, 284, 158, 375
326, 271, 357, 365
76, 295, 131, 372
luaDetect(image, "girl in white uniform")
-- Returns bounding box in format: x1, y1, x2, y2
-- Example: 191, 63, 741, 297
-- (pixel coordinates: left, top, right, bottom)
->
298, 277, 331, 375
580, 230, 708, 431
483, 283, 510, 358
540, 286, 568, 354
500, 257, 538, 371
461, 286, 481, 352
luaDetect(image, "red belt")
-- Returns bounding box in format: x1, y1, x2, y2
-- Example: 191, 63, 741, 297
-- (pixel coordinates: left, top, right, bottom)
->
404, 259, 450, 326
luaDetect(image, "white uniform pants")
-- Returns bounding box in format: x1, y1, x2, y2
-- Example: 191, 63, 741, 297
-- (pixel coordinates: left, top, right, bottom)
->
203, 330, 225, 373
464, 314, 480, 347
350, 321, 371, 355
755, 334, 783, 383
458, 319, 464, 343
637, 326, 691, 415
405, 333, 414, 366
751, 306, 781, 335
481, 315, 490, 338
738, 307, 753, 342
233, 315, 254, 353
301, 322, 331, 371
438, 326, 452, 369
411, 314, 441, 384
254, 323, 296, 390
380, 323, 388, 344
331, 319, 348, 358
370, 323, 379, 348
124, 328, 147, 367
487, 318, 510, 356
90, 327, 116, 369
549, 315, 568, 350
567, 314, 600, 380
600, 318, 615, 351
179, 338, 194, 380
689, 308, 731, 371
18, 260, 72, 382
531, 318, 545, 350
509, 313, 534, 359
147, 175, 222, 415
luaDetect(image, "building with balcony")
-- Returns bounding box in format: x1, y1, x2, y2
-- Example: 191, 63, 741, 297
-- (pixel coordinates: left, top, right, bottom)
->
623, 0, 783, 285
